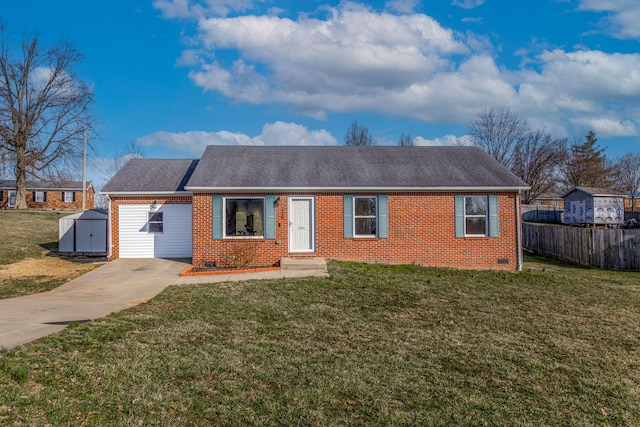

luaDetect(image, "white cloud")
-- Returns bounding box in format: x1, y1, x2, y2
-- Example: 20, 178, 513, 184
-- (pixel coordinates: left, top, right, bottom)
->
135, 121, 338, 155
451, 0, 486, 9
153, 0, 256, 18
569, 116, 638, 138
515, 49, 640, 137
385, 0, 419, 14
414, 134, 466, 146
157, 1, 640, 140
184, 4, 475, 119
577, 0, 640, 39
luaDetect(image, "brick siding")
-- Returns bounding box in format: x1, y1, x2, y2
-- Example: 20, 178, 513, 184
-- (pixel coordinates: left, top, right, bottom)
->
0, 188, 94, 210
191, 192, 521, 271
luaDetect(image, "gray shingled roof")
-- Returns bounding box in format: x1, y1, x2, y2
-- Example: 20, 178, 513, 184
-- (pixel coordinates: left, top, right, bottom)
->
561, 186, 626, 198
0, 180, 92, 190
185, 145, 528, 190
101, 158, 199, 193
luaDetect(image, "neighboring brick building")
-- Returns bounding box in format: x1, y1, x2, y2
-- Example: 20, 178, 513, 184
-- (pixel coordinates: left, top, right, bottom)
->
101, 146, 529, 271
0, 180, 94, 210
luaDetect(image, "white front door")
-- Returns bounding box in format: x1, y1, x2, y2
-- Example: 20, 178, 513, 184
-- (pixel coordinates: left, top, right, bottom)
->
8, 190, 16, 207
289, 197, 314, 252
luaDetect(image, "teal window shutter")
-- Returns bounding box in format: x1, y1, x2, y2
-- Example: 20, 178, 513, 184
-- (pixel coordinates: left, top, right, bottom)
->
455, 195, 464, 238
378, 195, 388, 238
343, 195, 353, 238
488, 195, 499, 237
265, 195, 276, 240
212, 195, 223, 240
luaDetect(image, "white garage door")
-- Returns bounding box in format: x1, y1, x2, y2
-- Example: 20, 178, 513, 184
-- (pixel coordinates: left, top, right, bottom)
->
119, 204, 192, 258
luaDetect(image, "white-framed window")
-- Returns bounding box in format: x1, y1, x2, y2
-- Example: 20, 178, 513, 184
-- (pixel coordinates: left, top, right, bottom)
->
63, 191, 75, 202
34, 191, 46, 203
464, 196, 487, 236
224, 197, 264, 238
148, 211, 163, 233
354, 196, 377, 237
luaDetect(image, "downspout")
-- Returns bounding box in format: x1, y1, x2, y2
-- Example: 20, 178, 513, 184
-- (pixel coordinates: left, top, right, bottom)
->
516, 190, 523, 271
107, 195, 112, 259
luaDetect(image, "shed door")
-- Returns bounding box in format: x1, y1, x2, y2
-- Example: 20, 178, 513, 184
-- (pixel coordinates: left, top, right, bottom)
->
75, 220, 107, 253
119, 204, 192, 258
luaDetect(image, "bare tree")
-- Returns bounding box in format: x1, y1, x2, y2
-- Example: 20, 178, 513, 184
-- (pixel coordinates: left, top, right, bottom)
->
398, 132, 414, 146
613, 152, 640, 213
511, 130, 567, 204
105, 141, 144, 178
467, 106, 528, 168
0, 147, 9, 179
0, 27, 94, 208
344, 120, 373, 146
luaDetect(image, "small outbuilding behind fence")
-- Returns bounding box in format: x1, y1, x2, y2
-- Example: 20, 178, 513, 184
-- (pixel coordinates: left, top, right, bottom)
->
562, 187, 625, 226
59, 210, 108, 255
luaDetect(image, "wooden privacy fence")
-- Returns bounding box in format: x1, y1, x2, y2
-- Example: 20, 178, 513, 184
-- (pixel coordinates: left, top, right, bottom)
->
522, 222, 640, 271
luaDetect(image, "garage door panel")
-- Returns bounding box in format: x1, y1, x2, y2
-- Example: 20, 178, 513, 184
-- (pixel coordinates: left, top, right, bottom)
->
119, 204, 192, 258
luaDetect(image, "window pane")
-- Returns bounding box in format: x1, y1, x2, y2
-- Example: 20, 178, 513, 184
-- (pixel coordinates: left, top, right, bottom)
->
226, 198, 264, 237
355, 218, 376, 236
149, 222, 163, 233
355, 197, 376, 216
149, 212, 163, 222
466, 217, 486, 235
148, 212, 163, 233
465, 196, 486, 215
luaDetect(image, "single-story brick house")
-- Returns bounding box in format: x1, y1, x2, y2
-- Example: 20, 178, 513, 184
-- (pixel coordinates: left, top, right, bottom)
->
0, 180, 94, 210
101, 146, 529, 271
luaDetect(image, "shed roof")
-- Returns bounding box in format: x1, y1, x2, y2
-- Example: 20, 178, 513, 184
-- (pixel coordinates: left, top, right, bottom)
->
186, 145, 528, 191
561, 186, 626, 198
0, 180, 92, 191
101, 159, 199, 194
60, 209, 108, 220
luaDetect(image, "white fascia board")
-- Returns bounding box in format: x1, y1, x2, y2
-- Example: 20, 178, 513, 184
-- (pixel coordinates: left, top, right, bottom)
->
185, 186, 530, 192
99, 191, 193, 196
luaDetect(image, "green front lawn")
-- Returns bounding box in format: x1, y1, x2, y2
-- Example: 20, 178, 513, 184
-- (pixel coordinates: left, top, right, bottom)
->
0, 210, 62, 265
1, 256, 639, 425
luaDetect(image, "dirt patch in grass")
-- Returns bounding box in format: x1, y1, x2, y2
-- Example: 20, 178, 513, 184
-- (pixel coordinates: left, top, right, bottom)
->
0, 252, 101, 299
0, 253, 97, 281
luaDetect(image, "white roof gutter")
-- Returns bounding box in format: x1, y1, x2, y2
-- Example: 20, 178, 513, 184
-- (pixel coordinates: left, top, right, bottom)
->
99, 191, 192, 196
184, 186, 530, 192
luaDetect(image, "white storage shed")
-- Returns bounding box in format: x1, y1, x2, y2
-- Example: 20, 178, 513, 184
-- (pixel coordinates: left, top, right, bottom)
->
562, 187, 625, 226
59, 210, 108, 254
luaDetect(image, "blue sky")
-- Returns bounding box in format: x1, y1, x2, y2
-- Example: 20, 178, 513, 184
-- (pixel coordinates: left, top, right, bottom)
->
2, 0, 639, 186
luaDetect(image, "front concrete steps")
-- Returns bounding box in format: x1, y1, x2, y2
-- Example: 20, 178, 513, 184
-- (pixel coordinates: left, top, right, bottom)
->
280, 257, 329, 278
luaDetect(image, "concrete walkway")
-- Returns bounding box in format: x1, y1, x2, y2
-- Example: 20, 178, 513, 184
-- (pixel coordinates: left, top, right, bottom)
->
0, 258, 328, 349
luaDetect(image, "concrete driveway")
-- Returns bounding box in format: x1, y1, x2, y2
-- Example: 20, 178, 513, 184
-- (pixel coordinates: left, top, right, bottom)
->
0, 258, 191, 350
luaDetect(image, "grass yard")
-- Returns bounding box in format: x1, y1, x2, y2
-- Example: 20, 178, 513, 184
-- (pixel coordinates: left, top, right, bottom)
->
0, 255, 639, 426
0, 210, 99, 299
0, 210, 60, 265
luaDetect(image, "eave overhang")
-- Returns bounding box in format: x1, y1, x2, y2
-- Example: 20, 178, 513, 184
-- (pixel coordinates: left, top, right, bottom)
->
185, 186, 530, 193
100, 191, 193, 196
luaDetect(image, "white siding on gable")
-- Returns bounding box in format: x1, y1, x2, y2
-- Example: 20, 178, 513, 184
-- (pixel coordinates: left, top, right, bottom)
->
119, 204, 192, 258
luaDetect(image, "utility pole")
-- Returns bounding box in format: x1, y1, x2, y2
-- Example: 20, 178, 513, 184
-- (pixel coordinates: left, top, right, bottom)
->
82, 130, 87, 211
